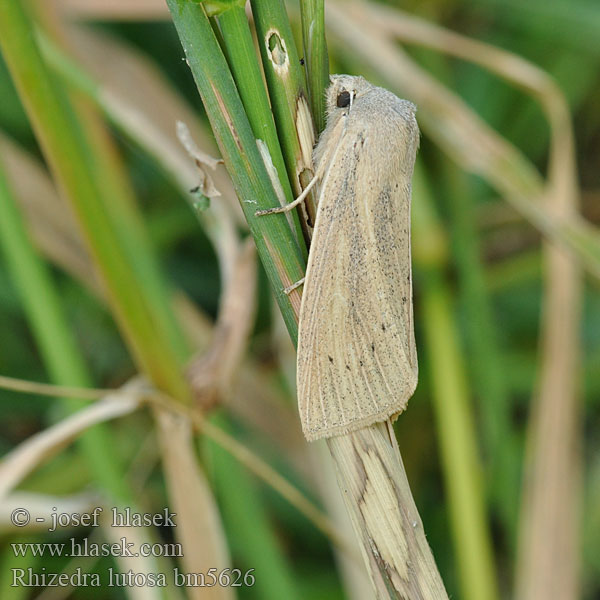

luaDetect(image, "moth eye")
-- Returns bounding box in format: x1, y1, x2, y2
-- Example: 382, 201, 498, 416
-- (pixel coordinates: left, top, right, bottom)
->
336, 90, 351, 108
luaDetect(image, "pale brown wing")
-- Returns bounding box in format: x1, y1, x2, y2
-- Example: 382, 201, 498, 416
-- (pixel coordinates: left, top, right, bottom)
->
297, 108, 418, 441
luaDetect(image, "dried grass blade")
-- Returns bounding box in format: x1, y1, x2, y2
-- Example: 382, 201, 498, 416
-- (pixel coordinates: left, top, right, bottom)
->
52, 0, 168, 21
0, 382, 144, 500
154, 411, 233, 600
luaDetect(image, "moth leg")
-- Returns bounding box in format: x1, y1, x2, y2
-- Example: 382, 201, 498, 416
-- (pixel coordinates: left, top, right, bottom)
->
283, 277, 305, 295
255, 173, 320, 217
255, 115, 347, 215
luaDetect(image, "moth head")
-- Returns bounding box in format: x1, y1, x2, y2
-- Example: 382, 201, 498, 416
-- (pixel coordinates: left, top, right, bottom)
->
325, 75, 374, 116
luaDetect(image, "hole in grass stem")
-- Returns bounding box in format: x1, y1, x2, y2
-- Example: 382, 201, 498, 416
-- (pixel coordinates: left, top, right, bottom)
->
266, 31, 288, 69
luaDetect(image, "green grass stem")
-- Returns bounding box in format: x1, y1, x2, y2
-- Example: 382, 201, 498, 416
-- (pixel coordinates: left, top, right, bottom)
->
299, 0, 329, 133
205, 413, 300, 600
412, 163, 500, 600
250, 0, 318, 240
0, 157, 134, 502
166, 0, 305, 344
444, 165, 522, 544
0, 0, 190, 402
215, 4, 306, 255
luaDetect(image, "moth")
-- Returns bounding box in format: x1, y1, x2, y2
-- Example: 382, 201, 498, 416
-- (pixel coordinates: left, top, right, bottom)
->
261, 75, 419, 441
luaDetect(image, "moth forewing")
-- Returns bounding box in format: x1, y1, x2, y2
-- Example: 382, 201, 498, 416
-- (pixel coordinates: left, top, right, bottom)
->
297, 75, 419, 442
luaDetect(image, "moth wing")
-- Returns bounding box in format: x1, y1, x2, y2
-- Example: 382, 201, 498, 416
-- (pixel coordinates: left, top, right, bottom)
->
297, 122, 417, 441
